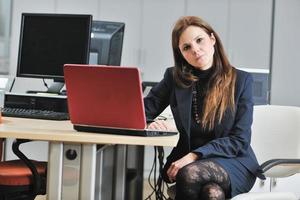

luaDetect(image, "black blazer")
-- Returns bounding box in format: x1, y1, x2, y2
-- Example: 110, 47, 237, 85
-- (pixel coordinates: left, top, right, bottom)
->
144, 67, 259, 182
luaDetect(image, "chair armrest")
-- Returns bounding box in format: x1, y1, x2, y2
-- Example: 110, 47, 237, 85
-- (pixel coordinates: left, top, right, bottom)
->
258, 159, 300, 178
12, 139, 43, 196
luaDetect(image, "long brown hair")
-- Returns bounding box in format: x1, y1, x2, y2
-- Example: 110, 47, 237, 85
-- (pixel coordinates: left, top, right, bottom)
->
172, 16, 236, 130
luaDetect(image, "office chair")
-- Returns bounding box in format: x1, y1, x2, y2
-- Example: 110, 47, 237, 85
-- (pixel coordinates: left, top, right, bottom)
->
167, 105, 300, 200
231, 105, 300, 199
0, 138, 47, 200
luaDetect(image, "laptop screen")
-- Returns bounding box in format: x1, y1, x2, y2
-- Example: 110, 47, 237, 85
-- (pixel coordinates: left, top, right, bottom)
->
64, 64, 147, 130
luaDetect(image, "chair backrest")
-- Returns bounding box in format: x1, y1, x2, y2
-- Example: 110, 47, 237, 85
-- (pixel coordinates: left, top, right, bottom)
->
251, 105, 300, 164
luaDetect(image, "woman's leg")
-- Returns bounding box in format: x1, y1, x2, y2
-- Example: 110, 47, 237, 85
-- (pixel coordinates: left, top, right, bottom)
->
200, 182, 226, 200
175, 160, 230, 200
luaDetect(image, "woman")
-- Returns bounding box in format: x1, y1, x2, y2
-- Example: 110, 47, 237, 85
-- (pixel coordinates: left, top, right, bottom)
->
144, 16, 259, 200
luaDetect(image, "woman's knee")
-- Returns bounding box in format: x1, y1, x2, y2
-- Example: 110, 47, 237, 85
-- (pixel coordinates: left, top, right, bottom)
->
201, 182, 225, 200
176, 163, 206, 185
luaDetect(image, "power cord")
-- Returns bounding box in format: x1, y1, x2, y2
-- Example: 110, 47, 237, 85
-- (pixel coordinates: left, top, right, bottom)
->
144, 146, 169, 200
42, 78, 49, 89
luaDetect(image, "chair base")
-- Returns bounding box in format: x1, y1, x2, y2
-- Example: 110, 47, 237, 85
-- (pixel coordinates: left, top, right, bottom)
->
231, 192, 297, 200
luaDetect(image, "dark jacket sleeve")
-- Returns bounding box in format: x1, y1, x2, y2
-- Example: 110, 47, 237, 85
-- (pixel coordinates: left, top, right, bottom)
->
144, 67, 174, 121
193, 72, 254, 159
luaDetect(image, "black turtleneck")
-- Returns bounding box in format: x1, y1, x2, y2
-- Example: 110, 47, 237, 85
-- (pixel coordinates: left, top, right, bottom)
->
190, 67, 214, 150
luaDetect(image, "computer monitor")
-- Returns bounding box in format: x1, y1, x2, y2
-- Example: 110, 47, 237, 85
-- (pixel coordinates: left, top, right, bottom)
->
16, 13, 92, 94
238, 68, 269, 105
89, 21, 125, 65
251, 72, 269, 105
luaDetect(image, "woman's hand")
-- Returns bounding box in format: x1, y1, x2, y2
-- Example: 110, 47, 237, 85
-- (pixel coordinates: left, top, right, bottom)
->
147, 120, 169, 130
167, 152, 199, 182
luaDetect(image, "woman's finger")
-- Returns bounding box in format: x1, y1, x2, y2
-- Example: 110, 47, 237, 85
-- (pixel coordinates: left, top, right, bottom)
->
148, 120, 169, 130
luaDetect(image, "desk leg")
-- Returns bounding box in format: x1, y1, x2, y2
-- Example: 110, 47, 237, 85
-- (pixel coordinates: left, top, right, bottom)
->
95, 145, 114, 200
47, 142, 96, 200
113, 144, 127, 200
47, 142, 63, 200
80, 143, 96, 200
62, 144, 82, 199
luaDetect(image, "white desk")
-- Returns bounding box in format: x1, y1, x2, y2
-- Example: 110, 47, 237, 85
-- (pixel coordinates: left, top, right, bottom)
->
0, 117, 178, 200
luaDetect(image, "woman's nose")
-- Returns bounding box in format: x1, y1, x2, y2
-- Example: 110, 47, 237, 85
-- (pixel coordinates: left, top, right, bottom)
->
191, 44, 199, 54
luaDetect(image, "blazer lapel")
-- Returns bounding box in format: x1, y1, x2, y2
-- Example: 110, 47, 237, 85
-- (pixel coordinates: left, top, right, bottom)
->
175, 86, 193, 136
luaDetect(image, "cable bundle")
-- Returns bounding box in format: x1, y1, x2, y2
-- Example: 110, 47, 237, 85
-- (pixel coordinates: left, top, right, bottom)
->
144, 146, 169, 200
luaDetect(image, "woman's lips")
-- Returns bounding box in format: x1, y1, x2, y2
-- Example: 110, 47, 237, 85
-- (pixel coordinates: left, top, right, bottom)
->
195, 54, 204, 61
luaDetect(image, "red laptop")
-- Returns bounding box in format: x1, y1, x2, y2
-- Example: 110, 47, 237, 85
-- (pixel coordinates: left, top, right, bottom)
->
64, 64, 177, 136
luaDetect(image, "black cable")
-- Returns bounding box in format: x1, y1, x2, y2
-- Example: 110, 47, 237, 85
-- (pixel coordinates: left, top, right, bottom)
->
8, 77, 15, 92
144, 146, 169, 200
157, 147, 168, 200
155, 147, 161, 199
145, 147, 158, 200
42, 78, 49, 89
154, 147, 158, 198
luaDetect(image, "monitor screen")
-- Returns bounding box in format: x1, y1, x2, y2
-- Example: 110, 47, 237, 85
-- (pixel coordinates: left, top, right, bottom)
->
17, 13, 92, 85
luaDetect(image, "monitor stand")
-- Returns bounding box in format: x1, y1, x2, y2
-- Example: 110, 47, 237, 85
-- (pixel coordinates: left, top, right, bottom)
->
47, 82, 64, 94
26, 81, 65, 95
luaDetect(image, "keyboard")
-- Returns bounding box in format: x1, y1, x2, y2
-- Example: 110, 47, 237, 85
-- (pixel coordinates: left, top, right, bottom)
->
2, 107, 69, 120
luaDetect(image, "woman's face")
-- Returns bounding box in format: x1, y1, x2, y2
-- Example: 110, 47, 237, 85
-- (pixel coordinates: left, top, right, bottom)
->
178, 26, 216, 70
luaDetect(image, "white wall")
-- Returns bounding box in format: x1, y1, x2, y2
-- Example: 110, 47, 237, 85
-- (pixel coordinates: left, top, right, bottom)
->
9, 0, 272, 82
270, 0, 300, 106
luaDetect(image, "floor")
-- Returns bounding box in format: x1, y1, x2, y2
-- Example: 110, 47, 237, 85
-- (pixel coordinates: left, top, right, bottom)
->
143, 179, 169, 199
34, 180, 168, 200
35, 195, 46, 200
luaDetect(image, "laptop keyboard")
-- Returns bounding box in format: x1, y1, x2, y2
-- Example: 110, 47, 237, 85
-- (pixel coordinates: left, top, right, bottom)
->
2, 107, 69, 120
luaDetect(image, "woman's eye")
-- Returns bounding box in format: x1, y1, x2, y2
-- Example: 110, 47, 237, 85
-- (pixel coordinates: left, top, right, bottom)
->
196, 38, 203, 43
182, 45, 190, 51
